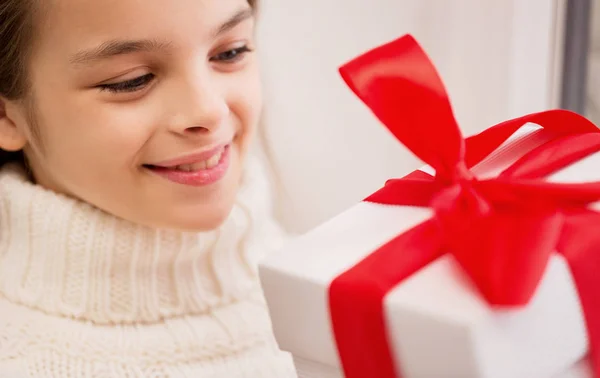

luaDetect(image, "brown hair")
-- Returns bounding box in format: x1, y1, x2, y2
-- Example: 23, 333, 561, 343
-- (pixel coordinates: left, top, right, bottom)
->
0, 0, 36, 101
0, 0, 38, 166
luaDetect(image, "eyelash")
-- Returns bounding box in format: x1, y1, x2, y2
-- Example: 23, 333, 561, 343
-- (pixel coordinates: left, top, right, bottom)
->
97, 45, 253, 94
210, 45, 252, 63
98, 73, 155, 93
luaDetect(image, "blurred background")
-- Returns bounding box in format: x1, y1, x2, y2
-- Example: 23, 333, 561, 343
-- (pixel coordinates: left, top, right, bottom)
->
255, 0, 596, 235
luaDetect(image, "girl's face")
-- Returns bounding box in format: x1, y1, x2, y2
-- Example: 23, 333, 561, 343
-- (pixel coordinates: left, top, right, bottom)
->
3, 0, 262, 230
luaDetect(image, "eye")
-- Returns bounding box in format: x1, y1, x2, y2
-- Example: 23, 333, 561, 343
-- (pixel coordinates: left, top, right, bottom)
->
97, 73, 155, 93
210, 45, 252, 63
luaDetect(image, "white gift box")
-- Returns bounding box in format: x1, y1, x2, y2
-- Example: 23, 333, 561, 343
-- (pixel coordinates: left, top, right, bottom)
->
260, 124, 600, 378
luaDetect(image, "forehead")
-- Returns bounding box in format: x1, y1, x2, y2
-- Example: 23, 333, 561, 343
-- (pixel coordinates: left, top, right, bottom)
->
36, 0, 250, 57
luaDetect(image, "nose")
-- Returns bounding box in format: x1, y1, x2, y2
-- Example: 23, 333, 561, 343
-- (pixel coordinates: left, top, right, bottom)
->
166, 73, 229, 136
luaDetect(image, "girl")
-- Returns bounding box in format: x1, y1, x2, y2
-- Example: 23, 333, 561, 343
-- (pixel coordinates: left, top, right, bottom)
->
0, 0, 298, 377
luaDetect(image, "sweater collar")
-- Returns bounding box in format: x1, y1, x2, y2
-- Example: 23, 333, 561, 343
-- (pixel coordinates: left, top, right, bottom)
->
0, 161, 278, 324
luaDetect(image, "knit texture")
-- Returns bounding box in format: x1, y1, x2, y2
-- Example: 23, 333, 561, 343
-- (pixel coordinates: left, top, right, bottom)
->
0, 158, 297, 378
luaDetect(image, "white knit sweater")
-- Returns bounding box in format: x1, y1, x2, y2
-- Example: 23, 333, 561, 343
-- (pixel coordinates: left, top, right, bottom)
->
0, 159, 297, 378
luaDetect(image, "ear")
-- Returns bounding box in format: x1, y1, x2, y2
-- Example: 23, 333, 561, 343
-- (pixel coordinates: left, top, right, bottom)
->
0, 97, 27, 152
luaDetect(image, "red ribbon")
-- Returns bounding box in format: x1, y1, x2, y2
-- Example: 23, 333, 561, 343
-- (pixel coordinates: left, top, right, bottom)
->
329, 34, 600, 378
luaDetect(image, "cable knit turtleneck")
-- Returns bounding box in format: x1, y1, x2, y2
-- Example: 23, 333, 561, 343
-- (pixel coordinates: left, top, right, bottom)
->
0, 160, 297, 378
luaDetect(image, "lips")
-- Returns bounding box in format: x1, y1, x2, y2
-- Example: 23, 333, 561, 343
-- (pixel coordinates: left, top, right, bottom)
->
144, 144, 231, 186
165, 148, 225, 172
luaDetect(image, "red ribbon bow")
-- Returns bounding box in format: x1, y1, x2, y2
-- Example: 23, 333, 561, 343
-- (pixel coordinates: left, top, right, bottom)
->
329, 34, 600, 378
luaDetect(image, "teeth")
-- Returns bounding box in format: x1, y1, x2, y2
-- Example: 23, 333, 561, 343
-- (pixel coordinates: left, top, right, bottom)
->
176, 161, 205, 171
174, 149, 223, 172
194, 161, 207, 170
206, 151, 222, 169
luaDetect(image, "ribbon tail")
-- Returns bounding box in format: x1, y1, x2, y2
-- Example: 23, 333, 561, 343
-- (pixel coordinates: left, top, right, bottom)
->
402, 169, 435, 180
329, 220, 444, 378
366, 176, 440, 207
558, 210, 600, 376
434, 188, 562, 305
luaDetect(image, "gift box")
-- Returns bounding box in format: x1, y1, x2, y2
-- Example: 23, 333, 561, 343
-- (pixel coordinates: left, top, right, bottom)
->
259, 34, 600, 378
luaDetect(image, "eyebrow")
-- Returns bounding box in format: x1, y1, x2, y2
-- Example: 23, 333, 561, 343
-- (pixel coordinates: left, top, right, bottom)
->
69, 7, 254, 65
70, 39, 171, 65
214, 7, 254, 37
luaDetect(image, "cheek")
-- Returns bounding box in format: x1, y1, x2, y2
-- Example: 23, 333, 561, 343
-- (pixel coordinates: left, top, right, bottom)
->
230, 69, 263, 143
36, 96, 155, 173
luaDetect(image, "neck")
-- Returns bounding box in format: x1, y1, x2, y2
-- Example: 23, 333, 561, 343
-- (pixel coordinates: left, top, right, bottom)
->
0, 161, 278, 324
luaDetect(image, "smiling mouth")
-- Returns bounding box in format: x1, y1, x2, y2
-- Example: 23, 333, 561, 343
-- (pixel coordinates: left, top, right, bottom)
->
142, 145, 231, 187
145, 147, 226, 172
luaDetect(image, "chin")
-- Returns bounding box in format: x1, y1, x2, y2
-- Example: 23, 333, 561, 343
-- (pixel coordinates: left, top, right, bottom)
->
179, 211, 232, 232
164, 200, 236, 232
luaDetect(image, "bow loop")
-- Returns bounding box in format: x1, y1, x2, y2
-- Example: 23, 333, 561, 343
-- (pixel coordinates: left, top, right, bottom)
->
339, 35, 465, 182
